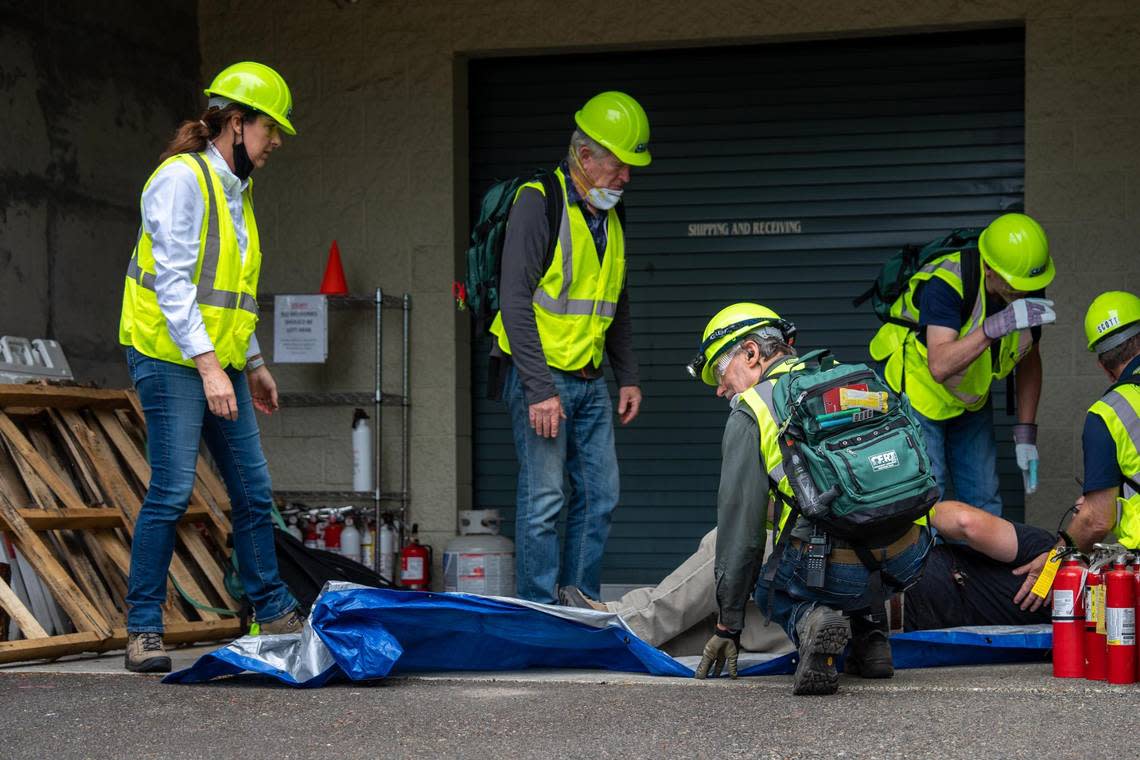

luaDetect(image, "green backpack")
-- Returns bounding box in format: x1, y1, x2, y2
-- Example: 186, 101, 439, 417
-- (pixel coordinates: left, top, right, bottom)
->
455, 171, 563, 335
769, 350, 940, 546
852, 228, 983, 329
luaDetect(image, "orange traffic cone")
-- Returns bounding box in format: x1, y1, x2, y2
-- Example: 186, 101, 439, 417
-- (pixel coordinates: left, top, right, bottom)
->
320, 240, 349, 295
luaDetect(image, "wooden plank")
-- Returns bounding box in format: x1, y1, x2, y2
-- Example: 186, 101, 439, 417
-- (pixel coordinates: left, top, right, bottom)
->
94, 410, 230, 545
0, 412, 87, 510
59, 411, 221, 622
0, 440, 36, 510
2, 437, 60, 513
0, 386, 132, 411
0, 617, 242, 664
0, 491, 111, 636
55, 532, 123, 628
0, 573, 50, 639
46, 410, 106, 505
2, 505, 219, 531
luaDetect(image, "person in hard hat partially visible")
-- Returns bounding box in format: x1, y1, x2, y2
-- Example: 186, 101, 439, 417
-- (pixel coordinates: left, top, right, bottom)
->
869, 213, 1057, 516
488, 92, 650, 603
1012, 291, 1140, 603
118, 62, 302, 672
680, 304, 934, 695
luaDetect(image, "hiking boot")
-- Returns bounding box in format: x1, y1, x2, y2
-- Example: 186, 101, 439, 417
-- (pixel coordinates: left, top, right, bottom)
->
124, 632, 171, 673
792, 606, 851, 696
845, 628, 894, 679
259, 607, 304, 635
558, 586, 608, 612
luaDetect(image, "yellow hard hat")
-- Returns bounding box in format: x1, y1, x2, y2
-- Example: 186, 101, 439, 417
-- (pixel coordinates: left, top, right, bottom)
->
978, 213, 1055, 292
574, 91, 651, 167
687, 303, 796, 386
204, 61, 296, 136
1084, 291, 1140, 353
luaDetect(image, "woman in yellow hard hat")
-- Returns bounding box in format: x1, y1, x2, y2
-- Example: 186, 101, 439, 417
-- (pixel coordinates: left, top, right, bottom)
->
118, 61, 300, 672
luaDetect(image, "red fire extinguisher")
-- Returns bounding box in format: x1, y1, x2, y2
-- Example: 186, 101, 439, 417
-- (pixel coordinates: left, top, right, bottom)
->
1105, 555, 1137, 685
1133, 556, 1140, 681
1085, 560, 1107, 681
400, 523, 431, 590
1052, 554, 1086, 678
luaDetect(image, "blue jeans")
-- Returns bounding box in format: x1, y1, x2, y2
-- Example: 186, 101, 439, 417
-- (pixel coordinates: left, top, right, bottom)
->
913, 400, 1003, 516
125, 347, 297, 633
502, 364, 620, 603
755, 529, 933, 645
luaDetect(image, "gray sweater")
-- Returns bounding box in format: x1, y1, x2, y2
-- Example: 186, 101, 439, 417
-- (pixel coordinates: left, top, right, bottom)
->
493, 185, 639, 405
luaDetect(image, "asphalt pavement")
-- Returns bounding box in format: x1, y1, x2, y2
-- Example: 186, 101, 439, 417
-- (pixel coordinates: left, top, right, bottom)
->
0, 651, 1131, 759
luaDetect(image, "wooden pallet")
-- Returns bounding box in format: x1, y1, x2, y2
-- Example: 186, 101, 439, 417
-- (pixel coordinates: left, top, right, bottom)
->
0, 385, 243, 664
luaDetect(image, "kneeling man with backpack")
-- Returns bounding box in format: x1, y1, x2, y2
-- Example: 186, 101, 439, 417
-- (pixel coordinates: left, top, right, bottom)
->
686, 303, 940, 694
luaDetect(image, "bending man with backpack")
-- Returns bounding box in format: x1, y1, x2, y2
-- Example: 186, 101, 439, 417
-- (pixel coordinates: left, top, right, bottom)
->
685, 303, 939, 695
486, 91, 651, 603
865, 213, 1057, 514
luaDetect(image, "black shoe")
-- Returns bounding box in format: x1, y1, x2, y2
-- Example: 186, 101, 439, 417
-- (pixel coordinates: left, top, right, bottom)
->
845, 628, 894, 678
792, 606, 850, 696
124, 632, 171, 673
558, 586, 608, 612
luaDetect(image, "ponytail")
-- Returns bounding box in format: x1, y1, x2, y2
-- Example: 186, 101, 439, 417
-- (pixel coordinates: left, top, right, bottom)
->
158, 103, 255, 162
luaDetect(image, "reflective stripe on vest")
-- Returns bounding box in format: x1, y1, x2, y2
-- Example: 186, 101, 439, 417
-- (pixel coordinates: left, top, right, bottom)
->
124, 153, 258, 316
868, 251, 1032, 420
1090, 383, 1140, 548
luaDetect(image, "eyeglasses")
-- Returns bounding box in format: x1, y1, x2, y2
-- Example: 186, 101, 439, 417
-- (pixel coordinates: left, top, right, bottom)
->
714, 345, 743, 382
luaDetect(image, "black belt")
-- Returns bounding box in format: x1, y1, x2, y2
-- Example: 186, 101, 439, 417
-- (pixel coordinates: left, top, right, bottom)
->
559, 365, 603, 380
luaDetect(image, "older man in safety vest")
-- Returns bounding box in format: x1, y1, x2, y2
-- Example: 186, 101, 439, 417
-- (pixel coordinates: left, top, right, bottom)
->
869, 213, 1058, 515
488, 92, 650, 603
1013, 291, 1140, 602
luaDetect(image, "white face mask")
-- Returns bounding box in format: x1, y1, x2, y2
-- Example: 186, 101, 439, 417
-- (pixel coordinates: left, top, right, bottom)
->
585, 185, 623, 210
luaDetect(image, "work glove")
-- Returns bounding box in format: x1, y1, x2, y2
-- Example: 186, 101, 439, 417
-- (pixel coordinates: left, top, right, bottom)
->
694, 628, 740, 679
1012, 423, 1039, 496
982, 298, 1056, 340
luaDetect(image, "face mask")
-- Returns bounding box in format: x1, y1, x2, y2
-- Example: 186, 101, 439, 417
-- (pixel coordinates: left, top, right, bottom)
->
232, 122, 254, 181
574, 150, 624, 210
585, 186, 623, 210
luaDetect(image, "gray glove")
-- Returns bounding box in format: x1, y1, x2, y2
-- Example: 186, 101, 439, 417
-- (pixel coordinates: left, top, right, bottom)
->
1012, 423, 1039, 495
982, 298, 1056, 340
694, 628, 740, 679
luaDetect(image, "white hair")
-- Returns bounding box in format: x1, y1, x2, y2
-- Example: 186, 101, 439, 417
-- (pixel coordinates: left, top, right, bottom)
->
568, 128, 612, 164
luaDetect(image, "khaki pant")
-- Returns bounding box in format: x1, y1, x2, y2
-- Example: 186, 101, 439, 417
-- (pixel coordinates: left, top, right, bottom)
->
606, 529, 794, 656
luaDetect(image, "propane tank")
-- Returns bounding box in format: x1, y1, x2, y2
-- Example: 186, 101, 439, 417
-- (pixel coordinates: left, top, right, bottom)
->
360, 518, 374, 570
400, 523, 431, 590
286, 515, 304, 542
379, 516, 398, 582
1085, 559, 1107, 681
324, 516, 343, 555
1051, 554, 1086, 678
352, 408, 374, 493
341, 514, 362, 564
443, 509, 516, 596
1105, 555, 1137, 684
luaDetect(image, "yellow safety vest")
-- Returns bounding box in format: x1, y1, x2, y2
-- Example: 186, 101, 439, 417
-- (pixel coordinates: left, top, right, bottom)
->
119, 152, 261, 370
735, 360, 799, 544
1087, 380, 1140, 549
489, 167, 625, 372
736, 357, 931, 543
868, 251, 1033, 421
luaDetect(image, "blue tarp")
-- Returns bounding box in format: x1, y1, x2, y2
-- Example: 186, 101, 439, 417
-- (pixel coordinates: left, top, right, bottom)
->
165, 583, 1051, 687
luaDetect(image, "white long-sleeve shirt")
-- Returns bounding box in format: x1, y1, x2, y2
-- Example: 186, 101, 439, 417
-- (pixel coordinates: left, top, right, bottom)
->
141, 142, 260, 361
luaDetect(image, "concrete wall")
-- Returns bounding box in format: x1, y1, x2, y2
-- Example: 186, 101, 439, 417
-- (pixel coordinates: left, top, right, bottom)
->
195, 0, 1140, 565
0, 0, 200, 385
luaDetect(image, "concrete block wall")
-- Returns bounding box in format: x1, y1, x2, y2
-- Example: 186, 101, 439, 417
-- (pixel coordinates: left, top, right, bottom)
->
194, 0, 1140, 574
0, 0, 200, 385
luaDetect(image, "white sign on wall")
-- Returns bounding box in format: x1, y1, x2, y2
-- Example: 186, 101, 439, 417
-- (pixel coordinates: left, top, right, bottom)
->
273, 295, 328, 363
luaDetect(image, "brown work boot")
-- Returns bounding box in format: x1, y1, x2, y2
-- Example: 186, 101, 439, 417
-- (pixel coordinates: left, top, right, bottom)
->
125, 632, 171, 673
259, 607, 304, 634
792, 606, 850, 696
558, 586, 608, 612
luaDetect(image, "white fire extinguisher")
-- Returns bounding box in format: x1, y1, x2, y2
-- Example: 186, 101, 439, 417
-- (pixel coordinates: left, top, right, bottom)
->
352, 408, 373, 493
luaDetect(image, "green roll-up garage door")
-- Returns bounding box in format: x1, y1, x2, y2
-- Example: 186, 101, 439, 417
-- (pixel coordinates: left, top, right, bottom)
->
469, 28, 1026, 585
